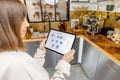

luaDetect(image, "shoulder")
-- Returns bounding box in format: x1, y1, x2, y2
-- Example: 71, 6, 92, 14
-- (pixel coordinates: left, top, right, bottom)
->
0, 51, 34, 80
0, 51, 29, 68
0, 52, 17, 62
0, 51, 26, 77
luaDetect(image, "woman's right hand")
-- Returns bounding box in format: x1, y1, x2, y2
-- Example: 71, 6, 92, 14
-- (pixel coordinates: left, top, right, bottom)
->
62, 49, 75, 63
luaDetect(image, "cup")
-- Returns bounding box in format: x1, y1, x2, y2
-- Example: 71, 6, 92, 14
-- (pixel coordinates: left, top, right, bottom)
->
30, 27, 34, 33
106, 5, 114, 11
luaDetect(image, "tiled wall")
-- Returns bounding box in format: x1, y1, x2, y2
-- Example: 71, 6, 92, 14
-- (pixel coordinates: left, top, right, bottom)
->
29, 11, 120, 32
71, 11, 120, 28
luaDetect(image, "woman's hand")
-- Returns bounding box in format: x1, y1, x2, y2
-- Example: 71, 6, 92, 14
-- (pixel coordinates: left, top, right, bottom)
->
39, 38, 47, 51
62, 49, 75, 63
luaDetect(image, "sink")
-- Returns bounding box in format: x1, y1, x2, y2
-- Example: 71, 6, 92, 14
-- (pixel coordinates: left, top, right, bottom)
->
39, 33, 48, 37
31, 32, 48, 38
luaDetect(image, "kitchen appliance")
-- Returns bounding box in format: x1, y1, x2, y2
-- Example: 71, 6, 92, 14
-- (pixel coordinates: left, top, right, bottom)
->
106, 28, 120, 44
100, 27, 114, 36
86, 20, 99, 35
111, 28, 120, 44
100, 12, 114, 36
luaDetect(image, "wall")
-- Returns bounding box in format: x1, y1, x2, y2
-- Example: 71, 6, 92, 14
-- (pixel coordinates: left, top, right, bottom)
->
70, 0, 120, 29
28, 0, 120, 32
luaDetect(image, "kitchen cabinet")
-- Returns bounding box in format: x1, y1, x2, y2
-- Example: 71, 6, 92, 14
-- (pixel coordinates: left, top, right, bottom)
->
25, 41, 40, 57
81, 40, 100, 80
81, 38, 120, 80
25, 38, 80, 68
94, 52, 120, 80
44, 50, 59, 68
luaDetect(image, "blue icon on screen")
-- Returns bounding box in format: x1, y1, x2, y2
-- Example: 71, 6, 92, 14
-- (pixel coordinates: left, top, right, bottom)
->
60, 36, 63, 39
51, 39, 54, 42
57, 35, 60, 38
60, 41, 63, 44
51, 34, 54, 37
56, 45, 59, 48
56, 40, 58, 43
52, 44, 55, 47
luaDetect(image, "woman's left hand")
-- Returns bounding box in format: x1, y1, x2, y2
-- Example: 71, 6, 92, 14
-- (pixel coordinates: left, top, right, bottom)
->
39, 38, 47, 51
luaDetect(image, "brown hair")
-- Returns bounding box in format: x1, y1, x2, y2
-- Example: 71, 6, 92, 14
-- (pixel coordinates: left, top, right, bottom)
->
0, 0, 27, 52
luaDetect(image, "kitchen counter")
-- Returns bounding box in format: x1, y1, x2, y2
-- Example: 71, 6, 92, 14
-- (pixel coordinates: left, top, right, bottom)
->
78, 32, 120, 66
23, 29, 120, 66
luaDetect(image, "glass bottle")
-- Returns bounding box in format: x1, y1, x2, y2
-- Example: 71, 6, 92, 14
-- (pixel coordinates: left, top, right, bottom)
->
82, 14, 89, 26
58, 20, 67, 31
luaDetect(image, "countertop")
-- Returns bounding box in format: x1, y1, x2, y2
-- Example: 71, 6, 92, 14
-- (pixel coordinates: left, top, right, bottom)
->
23, 29, 120, 66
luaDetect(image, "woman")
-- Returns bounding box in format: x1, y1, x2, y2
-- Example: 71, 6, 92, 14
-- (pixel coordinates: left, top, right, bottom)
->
0, 0, 75, 80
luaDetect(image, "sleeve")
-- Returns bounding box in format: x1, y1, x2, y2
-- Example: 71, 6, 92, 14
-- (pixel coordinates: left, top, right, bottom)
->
34, 48, 46, 66
50, 60, 71, 80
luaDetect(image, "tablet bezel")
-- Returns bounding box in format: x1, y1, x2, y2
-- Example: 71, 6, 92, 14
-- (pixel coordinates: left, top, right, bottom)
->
45, 28, 76, 55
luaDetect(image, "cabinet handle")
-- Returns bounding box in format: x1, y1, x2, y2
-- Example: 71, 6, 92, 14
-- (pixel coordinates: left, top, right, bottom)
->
107, 65, 117, 73
86, 45, 89, 49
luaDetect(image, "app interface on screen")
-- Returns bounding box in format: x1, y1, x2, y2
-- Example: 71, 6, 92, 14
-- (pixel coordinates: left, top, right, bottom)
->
45, 30, 75, 54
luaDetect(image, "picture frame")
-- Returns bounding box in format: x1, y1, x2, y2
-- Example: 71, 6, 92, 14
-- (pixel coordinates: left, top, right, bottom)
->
24, 0, 42, 22
24, 0, 70, 22
71, 19, 79, 29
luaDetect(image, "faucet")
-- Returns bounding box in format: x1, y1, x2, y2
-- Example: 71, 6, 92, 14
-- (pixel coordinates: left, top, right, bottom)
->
115, 16, 120, 21
58, 16, 67, 31
43, 14, 51, 32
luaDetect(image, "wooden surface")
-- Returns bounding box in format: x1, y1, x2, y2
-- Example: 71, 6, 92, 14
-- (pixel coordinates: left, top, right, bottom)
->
23, 33, 46, 42
23, 30, 120, 66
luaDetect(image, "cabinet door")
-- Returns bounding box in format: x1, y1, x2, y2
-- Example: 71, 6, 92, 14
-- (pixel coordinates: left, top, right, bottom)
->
44, 50, 58, 68
71, 38, 79, 64
95, 53, 120, 80
81, 40, 100, 80
25, 42, 58, 68
25, 41, 40, 57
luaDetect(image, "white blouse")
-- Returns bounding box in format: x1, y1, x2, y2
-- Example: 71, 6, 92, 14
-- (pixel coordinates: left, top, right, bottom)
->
0, 48, 71, 80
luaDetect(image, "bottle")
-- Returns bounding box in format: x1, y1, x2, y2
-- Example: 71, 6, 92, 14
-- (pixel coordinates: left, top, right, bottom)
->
58, 20, 67, 31
82, 14, 89, 26
91, 13, 96, 20
98, 14, 102, 21
29, 26, 34, 33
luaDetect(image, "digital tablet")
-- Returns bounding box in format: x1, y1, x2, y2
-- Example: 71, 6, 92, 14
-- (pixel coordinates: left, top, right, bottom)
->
45, 29, 76, 55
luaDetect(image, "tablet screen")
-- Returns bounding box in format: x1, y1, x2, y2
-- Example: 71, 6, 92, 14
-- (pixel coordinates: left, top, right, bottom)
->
45, 29, 76, 55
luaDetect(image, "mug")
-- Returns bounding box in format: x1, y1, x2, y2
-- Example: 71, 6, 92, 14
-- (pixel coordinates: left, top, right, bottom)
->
111, 34, 120, 41
106, 5, 114, 11
30, 27, 34, 33
107, 30, 114, 36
